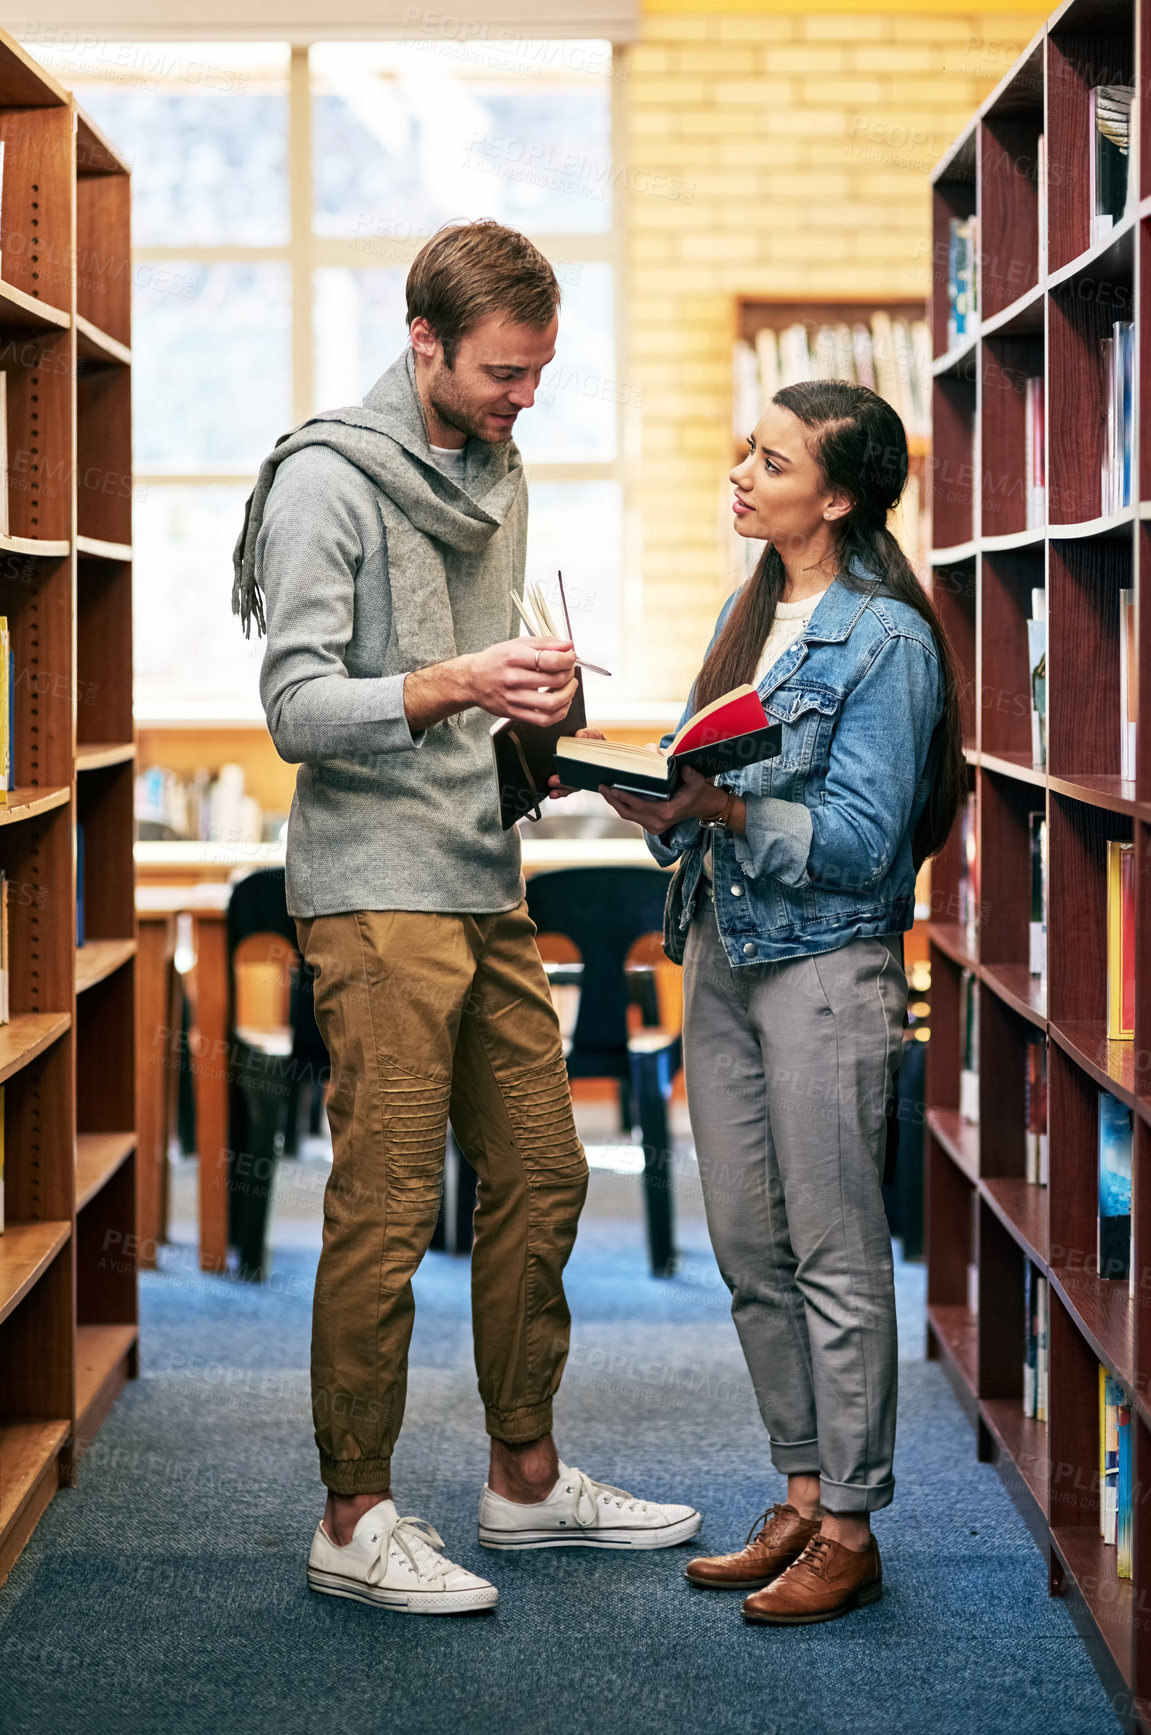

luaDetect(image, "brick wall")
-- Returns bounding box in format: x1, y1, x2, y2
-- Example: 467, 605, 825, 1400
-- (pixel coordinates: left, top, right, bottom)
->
619, 8, 1047, 703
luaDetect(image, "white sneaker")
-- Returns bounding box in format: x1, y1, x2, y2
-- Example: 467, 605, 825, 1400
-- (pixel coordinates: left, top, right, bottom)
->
307, 1499, 498, 1614
478, 1462, 702, 1551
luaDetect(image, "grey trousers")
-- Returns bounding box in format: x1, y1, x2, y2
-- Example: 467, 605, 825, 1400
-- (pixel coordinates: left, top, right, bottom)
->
682, 899, 906, 1513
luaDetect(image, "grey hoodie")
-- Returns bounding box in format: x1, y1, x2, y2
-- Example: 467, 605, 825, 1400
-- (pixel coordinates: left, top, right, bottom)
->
239, 349, 528, 918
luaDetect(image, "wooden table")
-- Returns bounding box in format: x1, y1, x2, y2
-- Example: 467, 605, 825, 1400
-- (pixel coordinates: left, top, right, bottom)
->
136, 833, 663, 1272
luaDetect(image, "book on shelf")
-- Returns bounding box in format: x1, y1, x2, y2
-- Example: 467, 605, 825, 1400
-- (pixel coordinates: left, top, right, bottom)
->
1117, 1390, 1133, 1579
1100, 1367, 1121, 1544
946, 214, 978, 350
1035, 1273, 1048, 1423
960, 966, 979, 1125
0, 1084, 5, 1234
1024, 376, 1045, 530
1023, 1261, 1049, 1420
1097, 1090, 1132, 1283
736, 310, 931, 438
0, 612, 8, 806
1106, 839, 1134, 1041
1089, 84, 1134, 248
1027, 588, 1046, 770
1029, 811, 1046, 981
0, 871, 9, 1026
0, 370, 9, 541
1120, 586, 1136, 782
957, 790, 978, 947
1101, 320, 1134, 516
76, 820, 85, 949
733, 338, 759, 440
1025, 1036, 1048, 1187
1037, 132, 1047, 267
966, 1188, 979, 1317
554, 685, 781, 800
1023, 1259, 1037, 1417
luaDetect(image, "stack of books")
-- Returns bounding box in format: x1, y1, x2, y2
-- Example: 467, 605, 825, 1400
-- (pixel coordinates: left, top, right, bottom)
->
946, 214, 978, 350
1024, 1036, 1048, 1186
1027, 589, 1046, 769
1098, 1088, 1133, 1286
1023, 1259, 1048, 1421
1100, 1367, 1133, 1580
1024, 377, 1045, 529
1089, 84, 1134, 247
1101, 320, 1134, 515
733, 310, 932, 438
135, 763, 272, 846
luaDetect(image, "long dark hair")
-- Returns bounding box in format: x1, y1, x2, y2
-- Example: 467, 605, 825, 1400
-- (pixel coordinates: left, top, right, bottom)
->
695, 379, 965, 866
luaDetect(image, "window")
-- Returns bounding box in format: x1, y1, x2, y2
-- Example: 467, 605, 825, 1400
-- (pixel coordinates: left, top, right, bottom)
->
31, 36, 622, 719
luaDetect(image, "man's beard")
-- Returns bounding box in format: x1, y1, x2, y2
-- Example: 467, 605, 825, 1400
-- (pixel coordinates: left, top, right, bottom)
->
428, 374, 514, 446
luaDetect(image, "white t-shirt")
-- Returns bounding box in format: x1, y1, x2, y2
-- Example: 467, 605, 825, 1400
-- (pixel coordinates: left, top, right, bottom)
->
428, 441, 467, 482
702, 587, 828, 881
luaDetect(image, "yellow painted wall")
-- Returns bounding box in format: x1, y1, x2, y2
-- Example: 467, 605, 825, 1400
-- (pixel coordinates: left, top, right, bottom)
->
619, 7, 1047, 702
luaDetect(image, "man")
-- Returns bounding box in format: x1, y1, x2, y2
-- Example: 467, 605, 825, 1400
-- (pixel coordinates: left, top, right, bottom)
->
233, 220, 701, 1615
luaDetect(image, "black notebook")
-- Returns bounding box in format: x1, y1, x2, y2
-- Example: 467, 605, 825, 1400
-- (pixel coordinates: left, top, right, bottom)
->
491, 672, 587, 829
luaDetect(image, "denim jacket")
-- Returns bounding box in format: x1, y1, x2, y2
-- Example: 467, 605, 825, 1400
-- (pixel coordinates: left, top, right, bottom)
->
647, 564, 945, 967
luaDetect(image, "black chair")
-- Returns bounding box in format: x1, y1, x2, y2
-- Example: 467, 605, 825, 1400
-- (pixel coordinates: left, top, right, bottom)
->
225, 868, 328, 1280
525, 865, 682, 1277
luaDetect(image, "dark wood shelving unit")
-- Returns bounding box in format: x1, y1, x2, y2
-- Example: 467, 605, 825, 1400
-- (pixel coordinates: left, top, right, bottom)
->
928, 3, 1151, 1723
0, 28, 135, 1587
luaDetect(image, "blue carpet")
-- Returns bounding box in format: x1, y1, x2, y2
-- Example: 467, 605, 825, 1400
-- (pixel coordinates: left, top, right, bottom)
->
0, 1171, 1123, 1735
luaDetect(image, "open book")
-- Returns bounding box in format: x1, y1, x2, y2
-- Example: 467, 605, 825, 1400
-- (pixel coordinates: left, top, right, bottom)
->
555, 684, 781, 799
491, 574, 596, 830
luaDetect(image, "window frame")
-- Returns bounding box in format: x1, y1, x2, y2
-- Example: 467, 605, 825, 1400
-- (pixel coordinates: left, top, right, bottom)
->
124, 40, 628, 721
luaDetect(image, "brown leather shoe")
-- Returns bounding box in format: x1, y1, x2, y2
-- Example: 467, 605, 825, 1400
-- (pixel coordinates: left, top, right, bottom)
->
684, 1503, 821, 1591
741, 1532, 881, 1624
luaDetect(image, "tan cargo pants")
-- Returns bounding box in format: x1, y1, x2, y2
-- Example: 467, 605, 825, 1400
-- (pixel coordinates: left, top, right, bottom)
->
295, 902, 589, 1495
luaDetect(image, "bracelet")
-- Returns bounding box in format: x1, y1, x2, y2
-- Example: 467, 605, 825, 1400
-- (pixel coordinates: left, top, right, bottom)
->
701, 788, 736, 831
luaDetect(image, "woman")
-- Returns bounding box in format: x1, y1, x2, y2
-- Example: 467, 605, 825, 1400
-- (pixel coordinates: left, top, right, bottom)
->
600, 381, 964, 1626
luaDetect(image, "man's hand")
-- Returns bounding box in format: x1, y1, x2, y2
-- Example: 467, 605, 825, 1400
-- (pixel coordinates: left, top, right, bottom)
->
404, 637, 578, 731
547, 728, 605, 800
602, 764, 733, 835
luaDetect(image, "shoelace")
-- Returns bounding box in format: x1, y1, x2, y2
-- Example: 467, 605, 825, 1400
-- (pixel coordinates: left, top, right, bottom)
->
362, 1514, 452, 1587
743, 1502, 789, 1549
565, 1468, 652, 1529
783, 1532, 835, 1580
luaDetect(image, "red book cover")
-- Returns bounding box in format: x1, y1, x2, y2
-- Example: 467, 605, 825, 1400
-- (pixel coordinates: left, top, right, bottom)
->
671, 685, 769, 757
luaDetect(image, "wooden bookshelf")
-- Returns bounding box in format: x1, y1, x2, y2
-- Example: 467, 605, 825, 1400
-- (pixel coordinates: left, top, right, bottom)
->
0, 30, 136, 1587
926, 5, 1151, 1725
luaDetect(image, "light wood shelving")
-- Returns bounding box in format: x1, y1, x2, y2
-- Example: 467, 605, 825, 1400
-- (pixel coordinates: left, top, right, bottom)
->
927, 5, 1151, 1725
0, 28, 136, 1587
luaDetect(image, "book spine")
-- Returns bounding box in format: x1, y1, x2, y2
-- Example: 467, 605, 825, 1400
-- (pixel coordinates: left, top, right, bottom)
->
1036, 1276, 1049, 1421
1118, 1393, 1133, 1578
960, 967, 979, 1125
1102, 1373, 1121, 1545
1098, 1089, 1134, 1282
1023, 1258, 1037, 1418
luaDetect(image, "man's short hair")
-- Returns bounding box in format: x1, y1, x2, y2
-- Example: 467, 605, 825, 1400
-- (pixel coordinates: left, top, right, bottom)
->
406, 221, 561, 368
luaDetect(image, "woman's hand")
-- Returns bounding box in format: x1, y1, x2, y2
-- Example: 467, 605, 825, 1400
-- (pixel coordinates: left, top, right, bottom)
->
547, 728, 605, 800
601, 764, 729, 835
